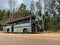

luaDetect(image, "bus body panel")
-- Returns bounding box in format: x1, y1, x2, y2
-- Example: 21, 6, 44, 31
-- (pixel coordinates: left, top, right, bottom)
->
17, 28, 23, 32
13, 23, 32, 33
3, 25, 12, 33
13, 28, 18, 32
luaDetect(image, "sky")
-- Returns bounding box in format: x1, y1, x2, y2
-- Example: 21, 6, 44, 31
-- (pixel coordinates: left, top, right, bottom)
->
0, 0, 8, 10
0, 0, 39, 10
0, 0, 45, 15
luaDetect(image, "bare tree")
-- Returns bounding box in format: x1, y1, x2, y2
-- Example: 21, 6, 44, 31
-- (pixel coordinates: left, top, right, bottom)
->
35, 0, 45, 30
8, 0, 16, 21
30, 0, 35, 14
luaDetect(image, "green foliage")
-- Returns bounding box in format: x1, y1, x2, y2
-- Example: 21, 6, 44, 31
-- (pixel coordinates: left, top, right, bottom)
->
7, 10, 10, 18
44, 14, 60, 32
18, 3, 33, 17
44, 17, 51, 30
32, 19, 35, 24
0, 10, 5, 21
20, 3, 26, 10
58, 0, 60, 3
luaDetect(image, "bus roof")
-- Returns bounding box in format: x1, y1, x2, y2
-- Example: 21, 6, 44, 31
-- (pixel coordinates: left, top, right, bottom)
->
3, 15, 36, 25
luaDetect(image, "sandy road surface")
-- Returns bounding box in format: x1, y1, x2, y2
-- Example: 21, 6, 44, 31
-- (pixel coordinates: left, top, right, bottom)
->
0, 33, 60, 45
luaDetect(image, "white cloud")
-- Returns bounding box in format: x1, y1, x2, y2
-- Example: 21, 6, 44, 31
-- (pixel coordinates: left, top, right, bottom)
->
16, 0, 23, 5
34, 0, 38, 2
0, 0, 24, 10
14, 0, 24, 11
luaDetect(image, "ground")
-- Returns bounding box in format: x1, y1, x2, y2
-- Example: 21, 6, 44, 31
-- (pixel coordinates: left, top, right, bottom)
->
0, 32, 60, 45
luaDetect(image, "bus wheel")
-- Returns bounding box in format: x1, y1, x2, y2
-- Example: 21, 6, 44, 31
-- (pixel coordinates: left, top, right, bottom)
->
23, 28, 28, 33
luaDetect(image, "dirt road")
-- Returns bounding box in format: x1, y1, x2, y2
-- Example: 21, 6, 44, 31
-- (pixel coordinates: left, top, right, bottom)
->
0, 33, 60, 45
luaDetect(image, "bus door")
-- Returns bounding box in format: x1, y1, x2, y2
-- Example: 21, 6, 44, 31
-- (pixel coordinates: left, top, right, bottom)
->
11, 25, 14, 33
32, 24, 36, 33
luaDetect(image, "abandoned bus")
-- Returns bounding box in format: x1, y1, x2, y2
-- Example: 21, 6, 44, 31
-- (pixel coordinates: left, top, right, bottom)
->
3, 15, 42, 33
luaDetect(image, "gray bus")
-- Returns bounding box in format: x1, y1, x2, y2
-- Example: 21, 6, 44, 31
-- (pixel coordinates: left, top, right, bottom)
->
3, 15, 42, 33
